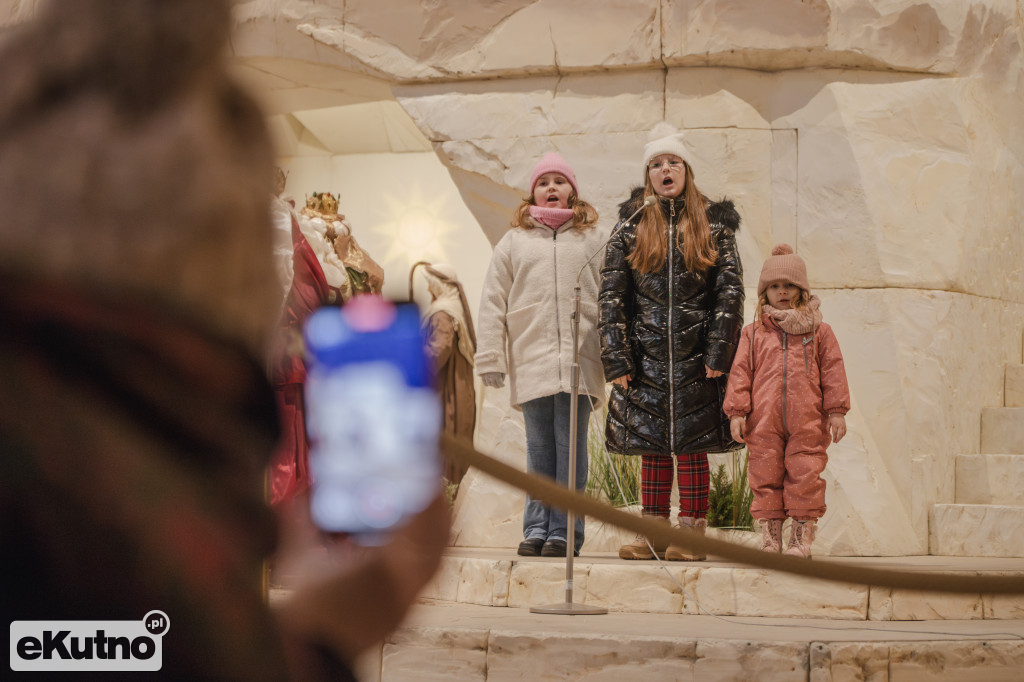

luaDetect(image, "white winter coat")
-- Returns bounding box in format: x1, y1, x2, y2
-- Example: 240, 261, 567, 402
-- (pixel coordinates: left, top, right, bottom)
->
475, 218, 609, 407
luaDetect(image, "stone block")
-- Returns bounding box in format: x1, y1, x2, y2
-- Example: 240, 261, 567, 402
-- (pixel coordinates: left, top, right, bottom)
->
694, 568, 867, 619
981, 407, 1024, 455
585, 564, 687, 614
809, 642, 889, 682
395, 78, 560, 143
1006, 365, 1024, 407
456, 558, 512, 607
486, 632, 696, 681
665, 67, 773, 129
552, 71, 665, 135
868, 585, 982, 621
984, 583, 1024, 620
955, 454, 1024, 506
382, 626, 489, 682
930, 504, 1024, 557
911, 453, 955, 550
889, 641, 1024, 682
695, 640, 808, 682
662, 0, 829, 66
419, 556, 462, 602
507, 561, 588, 609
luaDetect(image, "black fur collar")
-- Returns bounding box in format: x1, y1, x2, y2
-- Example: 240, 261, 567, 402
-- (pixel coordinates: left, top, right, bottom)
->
617, 185, 740, 231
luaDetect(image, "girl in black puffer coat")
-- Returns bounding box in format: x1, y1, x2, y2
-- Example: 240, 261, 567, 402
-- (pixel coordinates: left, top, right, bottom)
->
599, 130, 744, 561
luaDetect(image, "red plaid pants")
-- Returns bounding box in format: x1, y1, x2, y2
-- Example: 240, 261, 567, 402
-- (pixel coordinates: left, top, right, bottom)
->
640, 453, 709, 518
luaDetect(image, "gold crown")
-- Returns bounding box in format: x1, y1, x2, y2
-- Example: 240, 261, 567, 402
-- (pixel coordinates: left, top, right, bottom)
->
304, 191, 340, 217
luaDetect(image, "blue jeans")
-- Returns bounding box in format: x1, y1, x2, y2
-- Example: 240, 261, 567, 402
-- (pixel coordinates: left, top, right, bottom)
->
521, 392, 591, 546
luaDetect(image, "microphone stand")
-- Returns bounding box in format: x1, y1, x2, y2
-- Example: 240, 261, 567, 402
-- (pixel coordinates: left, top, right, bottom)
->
531, 197, 654, 617
530, 281, 606, 616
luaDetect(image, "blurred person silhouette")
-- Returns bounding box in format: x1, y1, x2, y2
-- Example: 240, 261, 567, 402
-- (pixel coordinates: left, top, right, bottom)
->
0, 1, 448, 680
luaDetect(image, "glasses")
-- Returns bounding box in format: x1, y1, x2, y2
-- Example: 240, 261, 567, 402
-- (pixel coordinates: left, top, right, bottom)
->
648, 159, 684, 172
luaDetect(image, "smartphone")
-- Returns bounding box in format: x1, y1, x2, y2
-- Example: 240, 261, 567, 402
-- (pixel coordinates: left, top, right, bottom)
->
303, 296, 441, 544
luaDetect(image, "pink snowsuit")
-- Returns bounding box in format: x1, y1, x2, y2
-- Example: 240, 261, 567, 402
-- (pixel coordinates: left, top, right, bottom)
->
723, 313, 850, 520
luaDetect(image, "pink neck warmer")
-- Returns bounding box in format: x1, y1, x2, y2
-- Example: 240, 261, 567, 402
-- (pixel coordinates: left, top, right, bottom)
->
529, 205, 573, 230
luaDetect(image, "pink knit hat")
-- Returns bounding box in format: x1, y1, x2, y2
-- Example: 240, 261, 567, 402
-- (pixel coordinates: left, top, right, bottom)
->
529, 152, 578, 196
758, 244, 810, 295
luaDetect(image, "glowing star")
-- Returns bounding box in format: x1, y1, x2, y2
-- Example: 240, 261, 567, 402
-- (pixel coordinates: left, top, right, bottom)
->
376, 183, 456, 268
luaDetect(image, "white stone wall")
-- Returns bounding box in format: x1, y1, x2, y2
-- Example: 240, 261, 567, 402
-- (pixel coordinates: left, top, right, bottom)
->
220, 1, 1024, 555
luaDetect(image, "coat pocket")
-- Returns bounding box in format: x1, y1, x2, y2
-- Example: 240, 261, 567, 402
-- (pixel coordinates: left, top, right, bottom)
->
507, 301, 553, 369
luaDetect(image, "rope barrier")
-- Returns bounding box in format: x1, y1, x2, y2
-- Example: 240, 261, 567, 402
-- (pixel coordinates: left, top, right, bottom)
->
442, 434, 1024, 595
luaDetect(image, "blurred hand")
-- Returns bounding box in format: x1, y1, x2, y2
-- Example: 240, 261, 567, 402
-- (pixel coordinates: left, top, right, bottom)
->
612, 375, 630, 389
829, 414, 847, 443
480, 372, 505, 388
730, 416, 746, 443
273, 493, 450, 667
705, 365, 723, 378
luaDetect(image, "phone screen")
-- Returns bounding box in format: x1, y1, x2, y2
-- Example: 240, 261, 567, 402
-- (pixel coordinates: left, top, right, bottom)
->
303, 297, 441, 543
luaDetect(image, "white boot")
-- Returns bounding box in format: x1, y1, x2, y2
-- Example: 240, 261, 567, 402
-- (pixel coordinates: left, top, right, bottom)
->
784, 519, 816, 559
758, 518, 783, 553
665, 517, 707, 561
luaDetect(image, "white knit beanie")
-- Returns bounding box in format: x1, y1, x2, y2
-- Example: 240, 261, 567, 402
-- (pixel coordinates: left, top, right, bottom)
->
643, 123, 691, 175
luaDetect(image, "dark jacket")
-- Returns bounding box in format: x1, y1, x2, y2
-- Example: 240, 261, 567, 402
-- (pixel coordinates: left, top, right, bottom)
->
599, 187, 744, 456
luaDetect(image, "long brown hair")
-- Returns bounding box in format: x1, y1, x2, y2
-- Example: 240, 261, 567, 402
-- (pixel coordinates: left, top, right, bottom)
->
627, 162, 716, 274
511, 192, 599, 231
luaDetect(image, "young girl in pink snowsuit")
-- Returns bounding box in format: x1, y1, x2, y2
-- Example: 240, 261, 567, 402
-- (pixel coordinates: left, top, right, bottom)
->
723, 245, 850, 558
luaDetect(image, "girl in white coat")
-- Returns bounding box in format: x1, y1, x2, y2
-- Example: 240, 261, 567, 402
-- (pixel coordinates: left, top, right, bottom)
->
476, 153, 607, 557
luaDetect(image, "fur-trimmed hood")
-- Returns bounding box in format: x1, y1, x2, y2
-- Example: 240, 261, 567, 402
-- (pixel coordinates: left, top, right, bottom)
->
617, 185, 741, 231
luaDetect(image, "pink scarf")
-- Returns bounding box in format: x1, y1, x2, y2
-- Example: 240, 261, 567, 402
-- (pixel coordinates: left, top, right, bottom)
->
761, 295, 822, 335
528, 205, 573, 230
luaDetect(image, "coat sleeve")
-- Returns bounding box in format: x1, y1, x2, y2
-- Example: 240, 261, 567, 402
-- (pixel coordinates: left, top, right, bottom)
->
722, 324, 754, 418
474, 237, 512, 375
817, 324, 850, 415
598, 224, 635, 381
704, 227, 745, 373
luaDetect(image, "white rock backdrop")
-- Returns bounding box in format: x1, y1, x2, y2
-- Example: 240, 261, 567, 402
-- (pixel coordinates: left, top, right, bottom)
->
220, 0, 1024, 556
5, 1, 1016, 556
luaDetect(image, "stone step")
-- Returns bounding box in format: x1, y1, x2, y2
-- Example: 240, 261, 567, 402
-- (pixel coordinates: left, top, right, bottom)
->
981, 407, 1024, 454
405, 548, 1024, 621
349, 601, 1024, 681
956, 454, 1024, 505
930, 504, 1024, 557
1007, 364, 1024, 407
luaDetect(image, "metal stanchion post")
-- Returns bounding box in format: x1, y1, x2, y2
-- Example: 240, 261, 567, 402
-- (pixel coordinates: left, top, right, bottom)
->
531, 284, 607, 616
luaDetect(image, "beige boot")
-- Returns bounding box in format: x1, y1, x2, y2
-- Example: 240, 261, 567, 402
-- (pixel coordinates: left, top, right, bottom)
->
784, 519, 816, 558
618, 517, 669, 560
665, 517, 707, 561
758, 518, 784, 553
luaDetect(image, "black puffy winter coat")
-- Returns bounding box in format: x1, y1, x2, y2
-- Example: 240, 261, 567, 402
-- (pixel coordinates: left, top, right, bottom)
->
599, 187, 744, 456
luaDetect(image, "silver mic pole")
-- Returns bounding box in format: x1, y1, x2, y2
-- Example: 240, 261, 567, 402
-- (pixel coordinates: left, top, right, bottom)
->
530, 282, 606, 616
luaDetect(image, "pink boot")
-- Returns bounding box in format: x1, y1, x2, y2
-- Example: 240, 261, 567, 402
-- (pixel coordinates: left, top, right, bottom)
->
758, 519, 783, 553
784, 519, 816, 558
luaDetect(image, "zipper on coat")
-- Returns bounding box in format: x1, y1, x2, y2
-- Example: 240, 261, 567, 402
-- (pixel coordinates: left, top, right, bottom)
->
668, 201, 675, 455
781, 331, 788, 437
552, 228, 562, 386
803, 336, 812, 375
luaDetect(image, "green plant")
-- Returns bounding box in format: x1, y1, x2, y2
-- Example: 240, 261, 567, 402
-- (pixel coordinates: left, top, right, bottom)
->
585, 407, 641, 507
706, 464, 733, 527
707, 448, 754, 530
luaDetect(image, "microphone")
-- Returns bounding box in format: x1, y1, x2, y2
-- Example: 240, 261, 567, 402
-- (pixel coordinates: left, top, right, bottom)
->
576, 194, 657, 282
